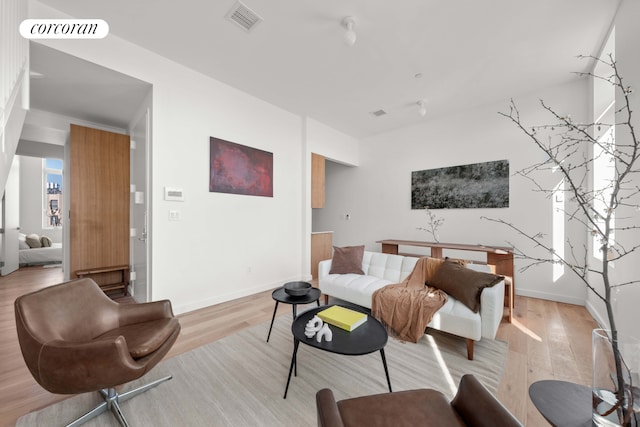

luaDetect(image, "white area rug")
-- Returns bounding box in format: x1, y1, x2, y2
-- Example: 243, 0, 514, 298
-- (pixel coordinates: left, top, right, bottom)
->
17, 315, 507, 426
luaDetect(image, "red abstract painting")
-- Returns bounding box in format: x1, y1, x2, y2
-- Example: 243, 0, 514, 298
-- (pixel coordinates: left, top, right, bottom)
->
209, 137, 273, 197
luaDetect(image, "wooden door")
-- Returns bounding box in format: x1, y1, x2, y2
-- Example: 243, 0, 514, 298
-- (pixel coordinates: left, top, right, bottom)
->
69, 124, 129, 285
311, 232, 332, 280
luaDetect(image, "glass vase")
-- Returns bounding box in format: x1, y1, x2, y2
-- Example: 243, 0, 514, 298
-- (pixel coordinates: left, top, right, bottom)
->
593, 329, 640, 426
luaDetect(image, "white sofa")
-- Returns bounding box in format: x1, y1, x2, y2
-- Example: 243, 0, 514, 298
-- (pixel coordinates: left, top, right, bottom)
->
318, 251, 505, 360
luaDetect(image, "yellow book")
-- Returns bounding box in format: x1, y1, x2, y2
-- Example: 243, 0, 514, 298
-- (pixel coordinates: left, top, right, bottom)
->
318, 305, 368, 332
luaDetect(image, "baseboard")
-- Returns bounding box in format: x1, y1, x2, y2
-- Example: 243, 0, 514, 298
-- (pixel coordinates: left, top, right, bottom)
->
516, 288, 586, 306
585, 299, 607, 329
174, 276, 310, 315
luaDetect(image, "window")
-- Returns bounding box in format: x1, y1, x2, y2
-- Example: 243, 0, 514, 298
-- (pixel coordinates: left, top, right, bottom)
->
43, 158, 63, 228
592, 124, 615, 259
552, 179, 565, 281
592, 27, 615, 261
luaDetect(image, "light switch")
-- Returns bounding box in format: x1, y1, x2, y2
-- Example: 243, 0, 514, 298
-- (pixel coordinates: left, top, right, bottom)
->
135, 191, 144, 204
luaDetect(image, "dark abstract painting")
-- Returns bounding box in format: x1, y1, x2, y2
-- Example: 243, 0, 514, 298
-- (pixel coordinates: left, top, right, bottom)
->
411, 159, 509, 209
209, 137, 273, 197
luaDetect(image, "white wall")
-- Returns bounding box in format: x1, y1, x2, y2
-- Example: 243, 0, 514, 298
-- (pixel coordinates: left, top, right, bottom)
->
30, 1, 309, 314
1, 92, 27, 202
306, 118, 359, 166
149, 76, 304, 313
315, 79, 591, 304
0, 0, 28, 200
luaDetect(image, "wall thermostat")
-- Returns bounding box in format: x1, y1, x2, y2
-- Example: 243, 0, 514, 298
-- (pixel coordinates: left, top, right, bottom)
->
164, 187, 184, 201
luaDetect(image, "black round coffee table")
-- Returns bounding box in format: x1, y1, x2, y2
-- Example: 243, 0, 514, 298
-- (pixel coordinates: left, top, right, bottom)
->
283, 304, 391, 398
266, 283, 321, 342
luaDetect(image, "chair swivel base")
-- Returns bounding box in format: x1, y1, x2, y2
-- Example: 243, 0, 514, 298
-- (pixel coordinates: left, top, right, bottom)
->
66, 375, 173, 427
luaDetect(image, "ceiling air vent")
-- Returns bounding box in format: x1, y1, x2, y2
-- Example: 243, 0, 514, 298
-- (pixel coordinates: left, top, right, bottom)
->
371, 109, 387, 117
225, 1, 263, 33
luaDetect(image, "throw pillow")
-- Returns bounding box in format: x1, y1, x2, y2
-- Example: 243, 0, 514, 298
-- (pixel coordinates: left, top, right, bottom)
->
329, 245, 365, 275
25, 234, 42, 249
427, 260, 503, 313
40, 235, 53, 247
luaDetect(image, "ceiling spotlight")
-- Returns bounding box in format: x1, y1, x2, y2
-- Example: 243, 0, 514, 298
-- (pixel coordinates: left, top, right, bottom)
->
417, 100, 427, 117
342, 16, 356, 47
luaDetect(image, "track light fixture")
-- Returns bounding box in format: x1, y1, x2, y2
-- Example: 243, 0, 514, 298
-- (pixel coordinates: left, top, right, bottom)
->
342, 16, 356, 47
417, 100, 427, 117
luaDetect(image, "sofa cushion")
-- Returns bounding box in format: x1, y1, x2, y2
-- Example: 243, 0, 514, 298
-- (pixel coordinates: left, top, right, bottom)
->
427, 261, 503, 313
97, 317, 179, 358
329, 246, 365, 275
322, 273, 394, 309
364, 252, 415, 283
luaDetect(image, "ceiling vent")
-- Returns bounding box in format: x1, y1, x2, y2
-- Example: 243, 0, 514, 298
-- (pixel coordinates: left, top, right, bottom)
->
370, 109, 387, 117
225, 1, 263, 33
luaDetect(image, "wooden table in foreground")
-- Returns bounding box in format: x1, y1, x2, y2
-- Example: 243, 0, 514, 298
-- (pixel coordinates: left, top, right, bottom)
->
377, 239, 514, 323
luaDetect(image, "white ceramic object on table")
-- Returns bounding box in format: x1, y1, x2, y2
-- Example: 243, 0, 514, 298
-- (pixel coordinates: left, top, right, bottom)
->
316, 323, 333, 342
305, 316, 323, 339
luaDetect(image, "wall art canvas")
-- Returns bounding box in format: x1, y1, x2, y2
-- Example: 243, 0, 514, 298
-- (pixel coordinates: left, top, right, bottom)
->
411, 159, 509, 209
209, 137, 273, 197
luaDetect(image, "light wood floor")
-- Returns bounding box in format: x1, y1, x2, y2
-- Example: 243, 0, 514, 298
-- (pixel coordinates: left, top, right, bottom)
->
0, 266, 597, 427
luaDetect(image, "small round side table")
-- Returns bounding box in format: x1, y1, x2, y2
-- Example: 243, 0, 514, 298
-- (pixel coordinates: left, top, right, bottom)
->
529, 380, 592, 427
266, 283, 321, 342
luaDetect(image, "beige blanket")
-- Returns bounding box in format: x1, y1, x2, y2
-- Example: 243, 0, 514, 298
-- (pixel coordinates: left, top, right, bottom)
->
371, 257, 448, 343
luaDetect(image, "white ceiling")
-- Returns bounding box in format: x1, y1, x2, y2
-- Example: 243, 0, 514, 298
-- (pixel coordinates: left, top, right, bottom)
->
33, 0, 620, 138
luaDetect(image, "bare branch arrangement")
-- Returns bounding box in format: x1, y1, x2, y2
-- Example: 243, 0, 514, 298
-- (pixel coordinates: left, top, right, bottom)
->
417, 207, 444, 243
483, 55, 639, 426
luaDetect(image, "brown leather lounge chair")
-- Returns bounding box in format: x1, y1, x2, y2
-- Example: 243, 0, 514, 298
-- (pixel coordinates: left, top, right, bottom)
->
14, 278, 181, 427
316, 374, 523, 427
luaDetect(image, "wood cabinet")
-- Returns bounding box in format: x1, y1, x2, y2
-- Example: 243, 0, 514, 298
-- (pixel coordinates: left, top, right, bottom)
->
311, 232, 332, 279
311, 153, 325, 208
70, 124, 130, 294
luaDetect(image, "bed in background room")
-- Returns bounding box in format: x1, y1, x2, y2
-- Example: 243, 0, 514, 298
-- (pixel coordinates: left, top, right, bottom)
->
19, 233, 62, 267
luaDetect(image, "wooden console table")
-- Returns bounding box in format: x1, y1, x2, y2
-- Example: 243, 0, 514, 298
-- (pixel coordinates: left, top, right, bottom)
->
377, 239, 514, 323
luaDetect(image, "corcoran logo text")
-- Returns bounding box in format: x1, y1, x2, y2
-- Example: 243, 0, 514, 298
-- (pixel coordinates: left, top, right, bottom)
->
20, 19, 109, 39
